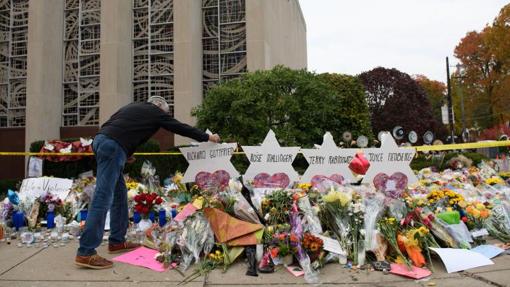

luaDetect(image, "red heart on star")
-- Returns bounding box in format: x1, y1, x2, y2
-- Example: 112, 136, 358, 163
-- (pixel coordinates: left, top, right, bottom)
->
253, 173, 290, 188
195, 170, 231, 190
311, 174, 345, 188
373, 172, 408, 199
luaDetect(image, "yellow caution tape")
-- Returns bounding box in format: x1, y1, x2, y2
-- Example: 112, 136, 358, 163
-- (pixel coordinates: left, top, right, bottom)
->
414, 140, 510, 152
0, 141, 508, 157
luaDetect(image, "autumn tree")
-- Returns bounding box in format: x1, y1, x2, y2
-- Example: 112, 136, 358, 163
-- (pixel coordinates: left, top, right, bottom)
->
414, 75, 449, 138
359, 67, 439, 143
454, 4, 510, 129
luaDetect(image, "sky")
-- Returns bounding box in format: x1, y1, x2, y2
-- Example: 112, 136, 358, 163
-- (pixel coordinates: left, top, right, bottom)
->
299, 0, 508, 82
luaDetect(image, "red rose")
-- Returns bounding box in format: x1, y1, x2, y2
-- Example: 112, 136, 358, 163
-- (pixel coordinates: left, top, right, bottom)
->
461, 216, 468, 223
141, 206, 149, 214
134, 195, 140, 202
155, 197, 163, 205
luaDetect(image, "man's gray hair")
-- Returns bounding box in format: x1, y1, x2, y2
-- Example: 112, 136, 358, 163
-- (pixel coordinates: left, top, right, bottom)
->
147, 96, 170, 113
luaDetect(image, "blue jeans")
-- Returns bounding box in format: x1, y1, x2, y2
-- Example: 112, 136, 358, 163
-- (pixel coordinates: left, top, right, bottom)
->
77, 134, 128, 256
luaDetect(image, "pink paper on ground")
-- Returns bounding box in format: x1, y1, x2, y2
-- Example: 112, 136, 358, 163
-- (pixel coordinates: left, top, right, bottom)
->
390, 263, 432, 279
174, 203, 197, 222
112, 247, 167, 272
286, 265, 304, 277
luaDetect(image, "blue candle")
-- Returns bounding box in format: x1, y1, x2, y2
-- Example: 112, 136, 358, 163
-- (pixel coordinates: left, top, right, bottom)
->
13, 211, 24, 231
47, 211, 55, 229
158, 209, 166, 227
133, 211, 141, 224
79, 209, 88, 221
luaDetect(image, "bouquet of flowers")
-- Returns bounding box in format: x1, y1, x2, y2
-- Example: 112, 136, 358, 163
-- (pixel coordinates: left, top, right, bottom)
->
464, 201, 491, 230
134, 190, 163, 219
415, 207, 461, 248
319, 188, 352, 263
219, 179, 260, 224
177, 213, 215, 271
426, 188, 464, 208
140, 161, 163, 195
485, 203, 510, 242
290, 204, 320, 284
269, 231, 296, 263
302, 232, 324, 261
378, 217, 411, 267
261, 189, 293, 225
166, 172, 202, 204
297, 195, 322, 234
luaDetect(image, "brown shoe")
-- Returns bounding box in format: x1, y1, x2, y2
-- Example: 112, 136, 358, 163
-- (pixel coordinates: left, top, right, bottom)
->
108, 241, 140, 254
75, 254, 113, 269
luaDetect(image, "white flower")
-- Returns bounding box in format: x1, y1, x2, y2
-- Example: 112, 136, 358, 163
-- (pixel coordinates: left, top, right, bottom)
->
127, 189, 137, 200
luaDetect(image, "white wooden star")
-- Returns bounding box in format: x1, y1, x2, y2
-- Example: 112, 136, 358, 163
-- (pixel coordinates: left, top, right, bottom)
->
300, 132, 357, 184
242, 130, 300, 187
179, 140, 239, 183
361, 132, 417, 185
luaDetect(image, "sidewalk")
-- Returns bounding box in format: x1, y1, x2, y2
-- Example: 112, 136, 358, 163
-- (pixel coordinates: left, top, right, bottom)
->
0, 242, 509, 287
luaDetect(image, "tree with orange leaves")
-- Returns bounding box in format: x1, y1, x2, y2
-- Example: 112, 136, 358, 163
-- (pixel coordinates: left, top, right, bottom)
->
454, 4, 510, 129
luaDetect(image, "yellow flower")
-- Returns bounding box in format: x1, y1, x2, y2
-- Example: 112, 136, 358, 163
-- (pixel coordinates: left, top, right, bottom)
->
472, 209, 481, 218
173, 172, 184, 184
298, 183, 312, 190
338, 192, 352, 207
323, 191, 338, 203
418, 226, 429, 236
476, 203, 485, 210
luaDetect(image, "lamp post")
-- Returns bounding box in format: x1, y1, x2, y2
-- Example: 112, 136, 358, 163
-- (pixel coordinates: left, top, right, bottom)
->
455, 64, 467, 142
446, 57, 455, 143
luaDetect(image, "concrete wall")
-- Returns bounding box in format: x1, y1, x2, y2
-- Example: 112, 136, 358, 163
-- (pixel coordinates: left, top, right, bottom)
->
25, 0, 64, 152
98, 0, 133, 124
173, 0, 204, 146
246, 0, 307, 71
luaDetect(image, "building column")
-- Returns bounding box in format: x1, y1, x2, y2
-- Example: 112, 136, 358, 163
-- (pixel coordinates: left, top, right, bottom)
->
99, 0, 132, 125
25, 0, 64, 152
246, 0, 268, 71
173, 0, 203, 146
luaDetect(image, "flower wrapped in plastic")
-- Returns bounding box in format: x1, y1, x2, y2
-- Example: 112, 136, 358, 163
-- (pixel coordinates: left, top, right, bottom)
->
140, 161, 162, 195
177, 213, 215, 271
220, 179, 260, 224
290, 204, 320, 284
363, 191, 385, 252
415, 207, 461, 248
484, 203, 510, 242
297, 195, 322, 235
377, 217, 411, 267
319, 188, 352, 259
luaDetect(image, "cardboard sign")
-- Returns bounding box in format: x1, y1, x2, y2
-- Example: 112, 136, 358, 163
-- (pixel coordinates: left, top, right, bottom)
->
301, 132, 357, 184
27, 157, 43, 178
242, 130, 300, 188
19, 177, 73, 202
179, 140, 239, 185
361, 132, 418, 187
430, 247, 494, 273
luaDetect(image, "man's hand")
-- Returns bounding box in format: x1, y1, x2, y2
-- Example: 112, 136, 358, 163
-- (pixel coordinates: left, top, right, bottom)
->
208, 134, 220, 143
127, 156, 136, 164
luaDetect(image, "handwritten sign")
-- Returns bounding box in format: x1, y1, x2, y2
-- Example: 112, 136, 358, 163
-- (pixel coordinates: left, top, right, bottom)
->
362, 132, 418, 186
19, 177, 73, 202
301, 132, 357, 184
242, 130, 300, 188
179, 141, 239, 184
